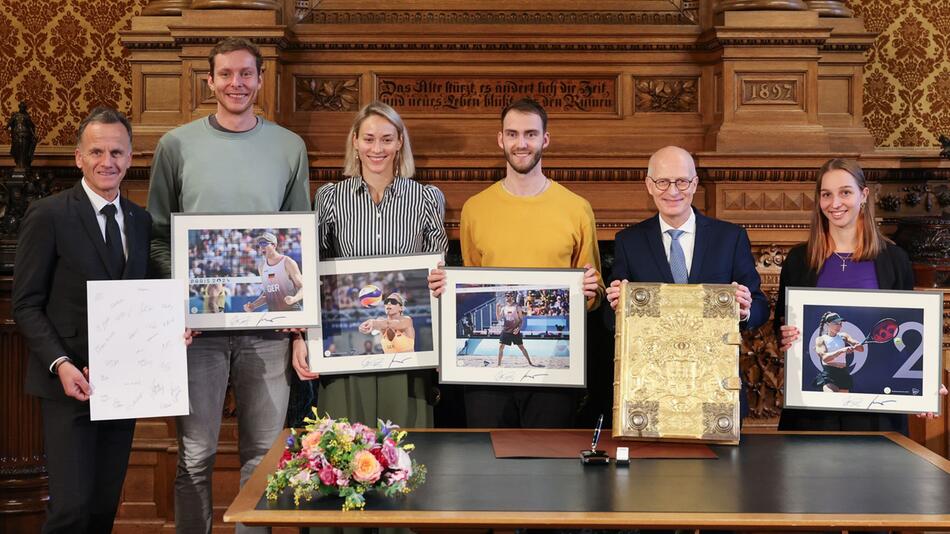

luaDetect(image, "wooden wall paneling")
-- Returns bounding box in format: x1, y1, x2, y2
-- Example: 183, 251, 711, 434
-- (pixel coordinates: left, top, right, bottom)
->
816, 16, 876, 153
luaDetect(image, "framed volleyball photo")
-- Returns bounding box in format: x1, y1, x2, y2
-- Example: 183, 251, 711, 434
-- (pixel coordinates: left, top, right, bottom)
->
171, 212, 320, 330
306, 253, 442, 375
439, 267, 587, 388
783, 287, 943, 415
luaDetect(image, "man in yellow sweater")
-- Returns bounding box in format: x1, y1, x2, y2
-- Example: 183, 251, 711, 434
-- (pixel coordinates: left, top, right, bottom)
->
431, 97, 604, 428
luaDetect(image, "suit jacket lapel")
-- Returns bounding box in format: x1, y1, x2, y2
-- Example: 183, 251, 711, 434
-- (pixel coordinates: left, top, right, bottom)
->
119, 197, 137, 280
72, 183, 120, 279
689, 210, 710, 284
645, 215, 675, 283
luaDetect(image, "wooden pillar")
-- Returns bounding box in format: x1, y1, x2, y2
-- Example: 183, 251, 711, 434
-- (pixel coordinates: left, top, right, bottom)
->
703, 6, 833, 152
806, 0, 853, 17
190, 0, 281, 9
0, 317, 48, 532
715, 0, 808, 13
143, 0, 192, 16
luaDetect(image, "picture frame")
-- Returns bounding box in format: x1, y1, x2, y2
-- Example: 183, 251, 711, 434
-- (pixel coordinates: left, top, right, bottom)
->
172, 212, 320, 330
305, 253, 442, 375
784, 287, 943, 415
439, 266, 586, 388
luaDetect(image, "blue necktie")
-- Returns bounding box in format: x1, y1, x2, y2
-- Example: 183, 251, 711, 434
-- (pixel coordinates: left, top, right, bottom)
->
667, 229, 688, 284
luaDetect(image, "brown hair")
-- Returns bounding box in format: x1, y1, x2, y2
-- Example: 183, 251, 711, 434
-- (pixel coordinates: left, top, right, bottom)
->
76, 107, 132, 148
208, 37, 263, 74
501, 97, 547, 131
806, 158, 887, 271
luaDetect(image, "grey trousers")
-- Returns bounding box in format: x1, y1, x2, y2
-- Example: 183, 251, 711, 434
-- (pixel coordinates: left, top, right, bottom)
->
174, 333, 291, 534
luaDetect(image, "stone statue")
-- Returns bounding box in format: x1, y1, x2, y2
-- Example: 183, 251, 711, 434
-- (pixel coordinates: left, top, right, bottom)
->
939, 135, 950, 159
8, 101, 37, 171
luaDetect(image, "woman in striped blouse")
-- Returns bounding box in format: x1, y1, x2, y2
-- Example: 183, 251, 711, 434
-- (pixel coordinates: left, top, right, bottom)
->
293, 101, 448, 428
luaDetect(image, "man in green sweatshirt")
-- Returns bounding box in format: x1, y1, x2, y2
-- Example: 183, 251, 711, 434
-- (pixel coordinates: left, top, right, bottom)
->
146, 37, 310, 534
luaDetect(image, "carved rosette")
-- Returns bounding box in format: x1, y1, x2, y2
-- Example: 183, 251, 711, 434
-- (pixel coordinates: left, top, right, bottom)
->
805, 0, 853, 17
295, 77, 360, 112
142, 0, 192, 15
634, 78, 698, 113
715, 0, 808, 13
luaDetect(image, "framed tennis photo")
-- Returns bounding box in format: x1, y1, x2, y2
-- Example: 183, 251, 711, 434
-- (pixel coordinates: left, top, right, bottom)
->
783, 287, 943, 415
306, 253, 442, 375
439, 267, 587, 388
171, 212, 320, 330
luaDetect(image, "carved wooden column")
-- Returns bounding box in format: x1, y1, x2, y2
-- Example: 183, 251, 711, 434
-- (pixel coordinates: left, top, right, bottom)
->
191, 0, 281, 8
715, 0, 808, 12
143, 0, 192, 16
0, 310, 47, 532
806, 0, 853, 17
703, 6, 832, 152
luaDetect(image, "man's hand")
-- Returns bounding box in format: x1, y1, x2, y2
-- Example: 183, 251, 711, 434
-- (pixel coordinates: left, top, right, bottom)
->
605, 279, 626, 311
732, 282, 752, 321
184, 328, 198, 347
428, 261, 446, 297
291, 335, 319, 381
243, 302, 254, 312
582, 263, 599, 299
58, 361, 92, 401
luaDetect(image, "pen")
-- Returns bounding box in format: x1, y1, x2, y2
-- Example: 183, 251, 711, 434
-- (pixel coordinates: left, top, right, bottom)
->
590, 413, 603, 451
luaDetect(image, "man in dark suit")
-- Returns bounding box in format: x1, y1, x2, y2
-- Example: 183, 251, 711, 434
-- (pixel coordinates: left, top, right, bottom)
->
12, 108, 152, 533
606, 146, 768, 419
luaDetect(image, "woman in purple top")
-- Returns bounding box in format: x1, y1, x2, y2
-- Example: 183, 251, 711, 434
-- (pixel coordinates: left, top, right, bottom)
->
774, 158, 917, 431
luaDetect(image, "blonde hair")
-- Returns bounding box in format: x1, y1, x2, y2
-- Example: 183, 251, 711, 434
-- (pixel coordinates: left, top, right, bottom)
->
343, 102, 415, 179
806, 158, 887, 272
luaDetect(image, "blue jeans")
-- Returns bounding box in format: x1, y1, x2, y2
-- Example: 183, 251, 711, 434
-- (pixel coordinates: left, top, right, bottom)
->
174, 333, 291, 534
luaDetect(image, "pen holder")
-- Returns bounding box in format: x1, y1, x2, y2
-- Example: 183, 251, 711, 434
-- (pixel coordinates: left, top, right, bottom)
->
580, 449, 609, 465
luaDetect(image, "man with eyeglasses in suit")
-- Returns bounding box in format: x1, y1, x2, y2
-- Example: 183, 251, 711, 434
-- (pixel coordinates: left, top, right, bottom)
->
605, 145, 769, 418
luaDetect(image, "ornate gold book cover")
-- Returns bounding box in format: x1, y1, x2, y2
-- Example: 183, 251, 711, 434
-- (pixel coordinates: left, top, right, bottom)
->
612, 282, 741, 444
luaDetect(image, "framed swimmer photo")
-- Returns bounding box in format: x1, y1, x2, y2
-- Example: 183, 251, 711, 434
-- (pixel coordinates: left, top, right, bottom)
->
439, 267, 586, 388
171, 212, 320, 330
306, 253, 442, 375
783, 287, 943, 415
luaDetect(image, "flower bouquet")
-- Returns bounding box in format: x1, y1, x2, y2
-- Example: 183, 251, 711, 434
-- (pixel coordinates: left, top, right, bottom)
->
265, 409, 426, 511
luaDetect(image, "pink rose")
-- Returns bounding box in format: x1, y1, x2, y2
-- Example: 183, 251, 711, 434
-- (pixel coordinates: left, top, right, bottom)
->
301, 431, 322, 453
381, 438, 400, 467
351, 450, 383, 484
318, 464, 336, 486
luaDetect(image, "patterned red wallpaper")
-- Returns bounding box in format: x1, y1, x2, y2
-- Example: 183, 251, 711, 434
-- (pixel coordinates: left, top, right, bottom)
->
0, 1, 946, 149
0, 0, 148, 147
849, 0, 949, 147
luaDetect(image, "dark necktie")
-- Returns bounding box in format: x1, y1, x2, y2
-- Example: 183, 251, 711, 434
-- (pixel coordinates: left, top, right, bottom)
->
100, 204, 125, 276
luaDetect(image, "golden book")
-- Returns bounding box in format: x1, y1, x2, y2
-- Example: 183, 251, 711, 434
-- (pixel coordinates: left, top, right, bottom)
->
612, 282, 742, 444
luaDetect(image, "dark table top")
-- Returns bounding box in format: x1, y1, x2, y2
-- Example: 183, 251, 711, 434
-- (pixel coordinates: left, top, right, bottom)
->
226, 429, 950, 529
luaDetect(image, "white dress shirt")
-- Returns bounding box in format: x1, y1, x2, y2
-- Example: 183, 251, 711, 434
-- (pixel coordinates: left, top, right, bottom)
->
81, 178, 128, 258
658, 210, 696, 276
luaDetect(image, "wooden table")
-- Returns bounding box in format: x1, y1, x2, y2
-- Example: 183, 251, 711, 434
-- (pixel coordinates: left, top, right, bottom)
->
225, 428, 950, 531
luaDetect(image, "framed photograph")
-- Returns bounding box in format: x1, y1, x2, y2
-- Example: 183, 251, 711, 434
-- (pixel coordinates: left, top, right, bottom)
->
784, 287, 943, 415
439, 267, 586, 387
172, 212, 320, 330
306, 253, 442, 375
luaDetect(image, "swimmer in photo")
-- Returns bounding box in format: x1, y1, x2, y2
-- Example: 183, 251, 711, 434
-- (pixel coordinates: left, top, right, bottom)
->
358, 292, 415, 354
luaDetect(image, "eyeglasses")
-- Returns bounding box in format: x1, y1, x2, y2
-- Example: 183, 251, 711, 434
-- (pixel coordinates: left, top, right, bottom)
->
257, 241, 271, 249
384, 298, 400, 305
648, 176, 696, 192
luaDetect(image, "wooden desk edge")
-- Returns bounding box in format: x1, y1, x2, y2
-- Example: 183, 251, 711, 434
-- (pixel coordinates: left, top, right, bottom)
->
224, 428, 950, 527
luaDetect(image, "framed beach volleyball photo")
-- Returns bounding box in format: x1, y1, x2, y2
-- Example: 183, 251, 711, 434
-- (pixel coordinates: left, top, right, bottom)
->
783, 287, 943, 415
171, 212, 320, 330
439, 267, 587, 388
306, 253, 442, 375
